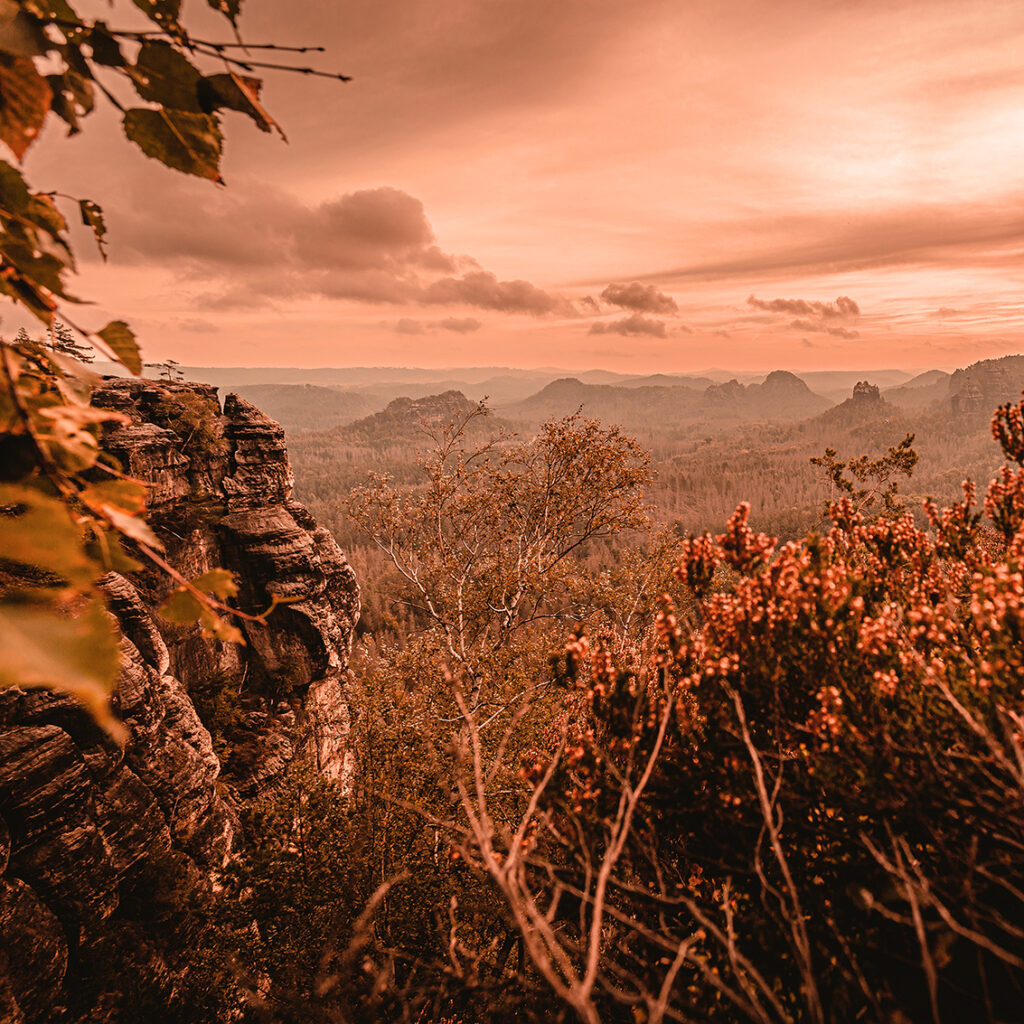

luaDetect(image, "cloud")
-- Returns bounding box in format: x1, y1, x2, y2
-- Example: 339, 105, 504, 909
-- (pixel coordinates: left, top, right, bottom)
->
789, 318, 859, 339
437, 317, 483, 333
589, 314, 667, 338
176, 317, 220, 334
601, 281, 679, 315
422, 270, 575, 316
116, 180, 572, 317
626, 201, 1024, 286
392, 316, 484, 334
394, 318, 428, 334
931, 306, 962, 318
748, 294, 859, 319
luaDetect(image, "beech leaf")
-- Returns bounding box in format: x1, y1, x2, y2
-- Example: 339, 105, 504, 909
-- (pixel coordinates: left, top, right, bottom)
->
130, 40, 203, 113
0, 0, 50, 59
200, 72, 283, 139
0, 52, 51, 160
79, 199, 107, 259
0, 483, 93, 587
97, 320, 140, 373
0, 600, 126, 740
123, 107, 223, 183
189, 568, 238, 600
159, 587, 202, 624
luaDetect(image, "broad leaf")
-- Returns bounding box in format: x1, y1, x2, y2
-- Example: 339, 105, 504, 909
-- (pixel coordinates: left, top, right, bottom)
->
0, 599, 126, 739
96, 320, 140, 373
0, 52, 51, 160
130, 40, 202, 113
81, 479, 147, 515
189, 568, 238, 600
88, 23, 125, 68
123, 107, 223, 182
78, 198, 106, 259
0, 0, 49, 58
46, 68, 94, 135
0, 483, 93, 587
133, 0, 182, 30
200, 72, 283, 139
96, 501, 165, 551
159, 586, 202, 623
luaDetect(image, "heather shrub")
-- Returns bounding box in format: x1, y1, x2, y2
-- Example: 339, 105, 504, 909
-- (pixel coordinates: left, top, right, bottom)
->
453, 395, 1024, 1023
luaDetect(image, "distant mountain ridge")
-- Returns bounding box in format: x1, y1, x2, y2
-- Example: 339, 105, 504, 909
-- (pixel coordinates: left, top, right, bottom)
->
501, 369, 829, 428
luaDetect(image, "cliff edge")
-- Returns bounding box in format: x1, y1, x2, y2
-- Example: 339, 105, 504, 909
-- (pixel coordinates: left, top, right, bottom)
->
0, 378, 359, 1022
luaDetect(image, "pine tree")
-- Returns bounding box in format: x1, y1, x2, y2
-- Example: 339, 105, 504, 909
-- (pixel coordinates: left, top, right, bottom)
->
50, 321, 95, 363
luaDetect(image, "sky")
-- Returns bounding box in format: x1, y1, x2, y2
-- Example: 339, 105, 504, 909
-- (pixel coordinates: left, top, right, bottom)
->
15, 0, 1024, 372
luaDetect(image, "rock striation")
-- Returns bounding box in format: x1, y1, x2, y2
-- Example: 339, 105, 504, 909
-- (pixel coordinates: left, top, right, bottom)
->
0, 378, 359, 1022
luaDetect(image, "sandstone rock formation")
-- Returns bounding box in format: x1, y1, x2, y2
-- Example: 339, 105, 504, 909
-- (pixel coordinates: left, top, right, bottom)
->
0, 378, 359, 1022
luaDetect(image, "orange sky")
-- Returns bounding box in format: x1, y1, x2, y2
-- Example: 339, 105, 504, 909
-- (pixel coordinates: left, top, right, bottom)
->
16, 0, 1024, 372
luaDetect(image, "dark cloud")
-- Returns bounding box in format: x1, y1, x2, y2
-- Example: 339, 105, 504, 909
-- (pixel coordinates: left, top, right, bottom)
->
931, 306, 962, 318
437, 317, 483, 333
294, 188, 458, 273
748, 294, 859, 319
394, 318, 428, 334
790, 318, 860, 339
118, 181, 571, 318
589, 314, 667, 338
601, 281, 679, 315
422, 271, 575, 316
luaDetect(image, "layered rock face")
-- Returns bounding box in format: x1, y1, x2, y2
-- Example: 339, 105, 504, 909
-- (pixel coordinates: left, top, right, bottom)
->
0, 379, 359, 1022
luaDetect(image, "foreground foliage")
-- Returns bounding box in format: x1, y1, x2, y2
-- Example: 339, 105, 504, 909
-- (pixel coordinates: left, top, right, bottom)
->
0, 0, 344, 718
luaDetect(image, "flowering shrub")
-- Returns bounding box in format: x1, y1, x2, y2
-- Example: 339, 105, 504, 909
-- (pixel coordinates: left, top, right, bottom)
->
458, 394, 1024, 1024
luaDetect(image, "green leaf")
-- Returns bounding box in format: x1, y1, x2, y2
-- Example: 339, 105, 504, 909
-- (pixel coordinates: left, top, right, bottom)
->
123, 107, 223, 183
0, 0, 50, 58
0, 483, 93, 587
159, 586, 202, 624
97, 501, 165, 552
130, 40, 202, 113
0, 52, 51, 160
78, 198, 106, 259
189, 568, 238, 600
96, 320, 140, 373
0, 599, 126, 740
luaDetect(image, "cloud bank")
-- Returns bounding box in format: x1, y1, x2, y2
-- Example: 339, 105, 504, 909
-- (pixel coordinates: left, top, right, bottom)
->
589, 314, 668, 338
601, 281, 679, 315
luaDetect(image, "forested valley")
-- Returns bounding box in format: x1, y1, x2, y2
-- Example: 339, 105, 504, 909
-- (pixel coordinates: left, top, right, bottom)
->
4, 0, 1024, 1020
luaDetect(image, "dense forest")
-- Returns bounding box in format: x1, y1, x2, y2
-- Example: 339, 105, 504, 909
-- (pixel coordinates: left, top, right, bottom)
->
184, 365, 1024, 1023
281, 358, 1018, 643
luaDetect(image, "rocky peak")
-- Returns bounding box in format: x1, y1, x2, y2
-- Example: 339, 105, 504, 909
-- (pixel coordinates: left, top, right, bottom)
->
852, 380, 881, 402
0, 377, 359, 1021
